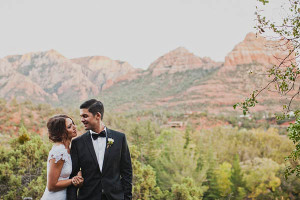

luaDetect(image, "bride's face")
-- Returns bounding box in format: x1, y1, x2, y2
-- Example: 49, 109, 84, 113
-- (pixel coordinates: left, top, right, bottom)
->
65, 118, 77, 139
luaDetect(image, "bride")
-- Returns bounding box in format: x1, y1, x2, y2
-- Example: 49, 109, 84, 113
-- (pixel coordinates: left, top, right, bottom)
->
41, 115, 83, 200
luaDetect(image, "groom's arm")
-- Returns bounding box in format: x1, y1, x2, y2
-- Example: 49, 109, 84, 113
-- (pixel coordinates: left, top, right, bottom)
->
67, 139, 80, 200
120, 134, 133, 200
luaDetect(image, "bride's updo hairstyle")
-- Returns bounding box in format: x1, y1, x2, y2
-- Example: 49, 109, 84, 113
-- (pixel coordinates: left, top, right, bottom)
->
47, 114, 72, 142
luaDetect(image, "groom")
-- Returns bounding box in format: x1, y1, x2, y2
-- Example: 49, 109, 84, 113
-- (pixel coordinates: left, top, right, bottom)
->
67, 99, 132, 200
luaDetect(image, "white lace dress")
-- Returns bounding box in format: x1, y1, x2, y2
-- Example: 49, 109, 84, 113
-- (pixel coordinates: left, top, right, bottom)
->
41, 144, 72, 200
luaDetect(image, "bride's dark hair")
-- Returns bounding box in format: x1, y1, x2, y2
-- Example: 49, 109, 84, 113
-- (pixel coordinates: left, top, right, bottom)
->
47, 114, 73, 142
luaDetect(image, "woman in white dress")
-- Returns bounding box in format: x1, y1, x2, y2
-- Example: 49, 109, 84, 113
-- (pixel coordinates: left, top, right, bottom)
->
41, 115, 83, 200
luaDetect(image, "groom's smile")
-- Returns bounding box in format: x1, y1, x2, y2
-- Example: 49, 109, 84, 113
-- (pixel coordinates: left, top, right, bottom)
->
80, 108, 101, 132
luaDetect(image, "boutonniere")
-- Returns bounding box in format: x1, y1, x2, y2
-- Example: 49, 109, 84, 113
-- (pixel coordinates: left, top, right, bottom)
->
107, 138, 114, 149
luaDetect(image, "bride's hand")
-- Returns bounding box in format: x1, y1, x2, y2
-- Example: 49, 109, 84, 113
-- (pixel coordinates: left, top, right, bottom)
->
72, 176, 84, 187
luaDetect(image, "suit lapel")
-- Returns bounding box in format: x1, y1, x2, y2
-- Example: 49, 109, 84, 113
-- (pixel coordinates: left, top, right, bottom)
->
102, 128, 113, 173
83, 131, 99, 168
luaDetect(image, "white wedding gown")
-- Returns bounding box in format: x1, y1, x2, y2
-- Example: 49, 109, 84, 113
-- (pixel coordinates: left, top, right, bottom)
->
41, 144, 72, 200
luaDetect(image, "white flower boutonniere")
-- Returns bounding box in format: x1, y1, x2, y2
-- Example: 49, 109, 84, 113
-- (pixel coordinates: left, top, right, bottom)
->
107, 138, 114, 149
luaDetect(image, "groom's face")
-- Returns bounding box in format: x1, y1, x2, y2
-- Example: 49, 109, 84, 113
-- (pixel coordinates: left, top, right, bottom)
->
80, 108, 100, 131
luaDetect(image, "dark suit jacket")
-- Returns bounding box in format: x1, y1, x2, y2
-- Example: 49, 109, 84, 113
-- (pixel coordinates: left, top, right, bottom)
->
67, 128, 132, 200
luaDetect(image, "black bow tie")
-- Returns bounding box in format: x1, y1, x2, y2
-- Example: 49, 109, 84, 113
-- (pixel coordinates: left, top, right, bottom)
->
92, 130, 106, 140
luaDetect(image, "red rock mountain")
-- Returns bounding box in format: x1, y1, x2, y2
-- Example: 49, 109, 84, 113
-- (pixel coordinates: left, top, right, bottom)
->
0, 32, 297, 114
224, 32, 294, 69
182, 33, 297, 114
0, 50, 135, 104
148, 47, 220, 76
100, 33, 298, 114
71, 56, 136, 90
0, 58, 53, 102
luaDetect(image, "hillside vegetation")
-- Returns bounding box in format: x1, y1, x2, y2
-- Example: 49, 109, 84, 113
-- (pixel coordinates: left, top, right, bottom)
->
0, 101, 299, 200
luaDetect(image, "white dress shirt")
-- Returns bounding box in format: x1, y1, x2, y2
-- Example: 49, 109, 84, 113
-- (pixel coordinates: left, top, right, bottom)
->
90, 127, 107, 172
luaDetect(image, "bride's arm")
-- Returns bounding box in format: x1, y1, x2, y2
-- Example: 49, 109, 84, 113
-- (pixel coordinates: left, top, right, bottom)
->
47, 159, 82, 192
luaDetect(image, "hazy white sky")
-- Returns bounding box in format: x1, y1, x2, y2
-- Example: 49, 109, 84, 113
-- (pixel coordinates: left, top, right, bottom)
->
0, 0, 284, 69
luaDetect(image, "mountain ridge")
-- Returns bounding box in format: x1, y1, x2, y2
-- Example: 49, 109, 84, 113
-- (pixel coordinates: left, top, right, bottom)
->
0, 32, 297, 114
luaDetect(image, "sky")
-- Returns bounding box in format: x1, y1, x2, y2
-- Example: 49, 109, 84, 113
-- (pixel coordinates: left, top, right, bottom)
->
0, 0, 285, 69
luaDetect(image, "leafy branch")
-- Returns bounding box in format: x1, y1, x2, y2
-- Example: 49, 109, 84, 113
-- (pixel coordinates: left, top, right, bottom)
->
234, 0, 300, 178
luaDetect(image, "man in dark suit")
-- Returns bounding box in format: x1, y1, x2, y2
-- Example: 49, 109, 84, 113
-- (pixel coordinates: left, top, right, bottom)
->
67, 99, 132, 200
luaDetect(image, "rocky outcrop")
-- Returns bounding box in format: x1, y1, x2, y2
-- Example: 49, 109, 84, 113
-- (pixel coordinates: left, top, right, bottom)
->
0, 59, 53, 102
0, 32, 297, 113
1, 50, 98, 103
148, 47, 220, 76
0, 50, 140, 104
224, 32, 295, 69
71, 56, 137, 90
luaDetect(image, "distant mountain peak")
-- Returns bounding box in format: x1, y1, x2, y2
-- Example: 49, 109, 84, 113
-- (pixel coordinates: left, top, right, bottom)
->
224, 32, 295, 68
43, 49, 66, 59
71, 55, 136, 91
148, 47, 218, 76
162, 47, 193, 58
3, 49, 66, 63
244, 32, 257, 41
170, 46, 190, 54
71, 55, 135, 71
7, 49, 67, 65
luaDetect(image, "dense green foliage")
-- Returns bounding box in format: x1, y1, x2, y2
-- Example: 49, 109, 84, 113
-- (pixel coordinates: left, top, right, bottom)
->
234, 0, 300, 178
1, 100, 300, 199
0, 128, 50, 199
286, 117, 300, 177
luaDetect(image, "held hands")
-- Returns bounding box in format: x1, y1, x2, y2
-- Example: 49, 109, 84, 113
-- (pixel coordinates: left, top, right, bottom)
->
71, 172, 84, 187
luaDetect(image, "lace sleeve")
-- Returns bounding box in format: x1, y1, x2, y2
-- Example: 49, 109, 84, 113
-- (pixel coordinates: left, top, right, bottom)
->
48, 145, 69, 163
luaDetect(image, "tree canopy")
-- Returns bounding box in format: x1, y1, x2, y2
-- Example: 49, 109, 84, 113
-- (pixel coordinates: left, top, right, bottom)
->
234, 0, 300, 177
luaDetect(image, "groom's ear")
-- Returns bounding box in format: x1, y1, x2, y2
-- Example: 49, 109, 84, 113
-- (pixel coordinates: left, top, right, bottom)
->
96, 112, 101, 120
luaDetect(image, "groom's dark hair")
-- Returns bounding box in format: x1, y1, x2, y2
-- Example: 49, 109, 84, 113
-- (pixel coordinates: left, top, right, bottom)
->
80, 99, 104, 120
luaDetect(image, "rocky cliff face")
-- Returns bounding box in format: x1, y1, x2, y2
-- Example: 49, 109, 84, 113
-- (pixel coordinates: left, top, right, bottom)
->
148, 47, 220, 76
0, 58, 53, 102
0, 32, 297, 113
224, 32, 294, 69
2, 50, 98, 103
0, 50, 136, 104
185, 33, 297, 114
100, 33, 298, 114
71, 56, 136, 90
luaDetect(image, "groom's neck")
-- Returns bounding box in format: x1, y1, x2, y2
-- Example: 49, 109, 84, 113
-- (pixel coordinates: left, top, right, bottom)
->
93, 123, 104, 133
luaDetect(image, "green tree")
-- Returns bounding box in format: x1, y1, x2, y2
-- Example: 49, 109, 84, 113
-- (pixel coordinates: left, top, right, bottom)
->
234, 0, 300, 177
278, 167, 300, 199
0, 126, 50, 200
128, 121, 158, 164
171, 177, 206, 200
215, 162, 232, 198
230, 155, 246, 200
203, 151, 221, 200
17, 124, 30, 144
183, 124, 192, 149
241, 157, 281, 199
286, 117, 300, 177
130, 145, 165, 200
152, 129, 207, 192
